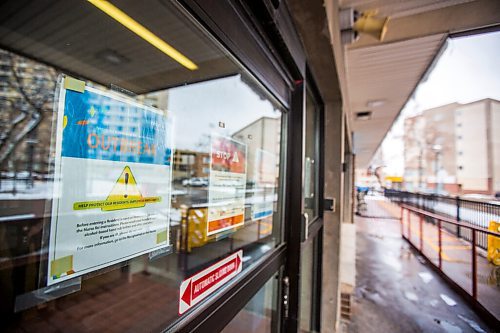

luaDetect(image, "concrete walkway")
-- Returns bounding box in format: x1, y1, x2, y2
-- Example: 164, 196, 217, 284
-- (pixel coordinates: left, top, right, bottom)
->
349, 195, 495, 333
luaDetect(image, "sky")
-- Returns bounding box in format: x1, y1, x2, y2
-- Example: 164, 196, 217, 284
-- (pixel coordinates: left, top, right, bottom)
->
167, 75, 281, 151
413, 30, 500, 112
377, 30, 500, 175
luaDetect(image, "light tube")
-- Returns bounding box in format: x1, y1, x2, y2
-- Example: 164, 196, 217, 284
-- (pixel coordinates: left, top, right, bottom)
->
88, 0, 198, 70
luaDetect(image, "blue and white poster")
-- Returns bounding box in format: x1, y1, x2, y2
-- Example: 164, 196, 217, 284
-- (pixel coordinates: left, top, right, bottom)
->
251, 148, 277, 221
47, 77, 173, 285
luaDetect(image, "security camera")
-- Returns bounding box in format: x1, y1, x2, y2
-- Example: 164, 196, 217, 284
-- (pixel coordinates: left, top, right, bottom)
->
339, 8, 389, 44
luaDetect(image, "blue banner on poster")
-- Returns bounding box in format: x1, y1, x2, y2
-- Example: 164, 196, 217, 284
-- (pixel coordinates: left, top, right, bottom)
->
62, 89, 171, 166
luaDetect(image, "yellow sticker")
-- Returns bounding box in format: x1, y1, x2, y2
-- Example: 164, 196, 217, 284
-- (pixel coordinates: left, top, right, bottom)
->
63, 76, 85, 93
156, 230, 168, 244
50, 255, 73, 277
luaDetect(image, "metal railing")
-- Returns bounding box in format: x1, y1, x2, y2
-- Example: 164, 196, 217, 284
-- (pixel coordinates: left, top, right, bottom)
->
385, 189, 500, 250
399, 204, 500, 324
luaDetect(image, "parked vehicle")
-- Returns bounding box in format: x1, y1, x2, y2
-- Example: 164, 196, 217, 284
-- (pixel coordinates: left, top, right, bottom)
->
182, 177, 209, 187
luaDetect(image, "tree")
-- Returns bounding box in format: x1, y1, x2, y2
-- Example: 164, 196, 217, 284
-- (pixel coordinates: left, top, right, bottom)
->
0, 50, 57, 173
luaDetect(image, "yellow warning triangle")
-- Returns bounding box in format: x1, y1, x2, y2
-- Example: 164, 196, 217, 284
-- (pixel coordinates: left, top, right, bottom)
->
102, 166, 145, 211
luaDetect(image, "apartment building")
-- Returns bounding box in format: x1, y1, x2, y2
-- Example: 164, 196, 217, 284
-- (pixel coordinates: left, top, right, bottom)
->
404, 99, 500, 194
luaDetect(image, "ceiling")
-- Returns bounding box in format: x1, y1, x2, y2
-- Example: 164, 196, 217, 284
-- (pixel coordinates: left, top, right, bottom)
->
339, 0, 500, 167
348, 34, 446, 166
0, 0, 238, 94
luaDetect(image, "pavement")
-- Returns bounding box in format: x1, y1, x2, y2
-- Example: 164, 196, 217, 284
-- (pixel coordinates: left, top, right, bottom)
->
349, 195, 496, 333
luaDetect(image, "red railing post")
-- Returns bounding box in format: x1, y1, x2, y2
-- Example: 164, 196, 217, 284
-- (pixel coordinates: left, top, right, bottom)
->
400, 206, 404, 237
407, 209, 411, 242
419, 215, 423, 252
438, 219, 442, 270
472, 230, 477, 299
399, 204, 500, 313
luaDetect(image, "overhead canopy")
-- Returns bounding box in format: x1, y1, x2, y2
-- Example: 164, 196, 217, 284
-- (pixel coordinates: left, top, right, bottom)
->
341, 0, 500, 167
347, 33, 445, 166
289, 0, 500, 168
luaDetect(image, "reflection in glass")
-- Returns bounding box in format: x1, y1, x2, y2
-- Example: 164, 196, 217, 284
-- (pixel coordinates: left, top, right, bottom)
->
299, 239, 313, 333
304, 88, 319, 220
0, 1, 284, 331
221, 273, 278, 333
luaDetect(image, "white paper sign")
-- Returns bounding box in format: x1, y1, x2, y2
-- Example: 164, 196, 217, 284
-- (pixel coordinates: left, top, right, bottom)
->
207, 135, 247, 235
47, 81, 173, 285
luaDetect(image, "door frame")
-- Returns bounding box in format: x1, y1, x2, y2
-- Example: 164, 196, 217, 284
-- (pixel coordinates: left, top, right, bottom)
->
172, 1, 308, 332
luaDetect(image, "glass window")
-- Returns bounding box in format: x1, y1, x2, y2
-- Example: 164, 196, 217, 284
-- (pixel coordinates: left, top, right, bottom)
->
0, 1, 285, 331
304, 88, 320, 221
221, 273, 279, 333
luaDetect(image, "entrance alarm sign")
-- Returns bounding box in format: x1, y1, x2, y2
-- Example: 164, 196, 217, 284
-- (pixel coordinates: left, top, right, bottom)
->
47, 77, 173, 286
179, 250, 243, 315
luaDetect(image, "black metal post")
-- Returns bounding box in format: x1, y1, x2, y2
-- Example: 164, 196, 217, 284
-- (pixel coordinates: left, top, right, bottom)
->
283, 80, 305, 333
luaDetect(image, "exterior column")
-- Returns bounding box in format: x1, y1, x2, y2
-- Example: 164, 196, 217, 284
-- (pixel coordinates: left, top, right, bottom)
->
321, 101, 345, 332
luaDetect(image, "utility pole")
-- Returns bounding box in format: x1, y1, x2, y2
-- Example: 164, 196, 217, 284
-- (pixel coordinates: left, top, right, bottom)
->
418, 146, 423, 191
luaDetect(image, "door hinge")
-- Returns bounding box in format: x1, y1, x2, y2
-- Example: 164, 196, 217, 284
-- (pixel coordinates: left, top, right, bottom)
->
282, 276, 290, 319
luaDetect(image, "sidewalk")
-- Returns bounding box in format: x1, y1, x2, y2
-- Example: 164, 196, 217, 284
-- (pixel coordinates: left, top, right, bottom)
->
349, 195, 495, 333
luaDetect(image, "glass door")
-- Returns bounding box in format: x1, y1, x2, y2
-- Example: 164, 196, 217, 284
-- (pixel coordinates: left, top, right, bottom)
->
299, 84, 323, 333
0, 1, 300, 332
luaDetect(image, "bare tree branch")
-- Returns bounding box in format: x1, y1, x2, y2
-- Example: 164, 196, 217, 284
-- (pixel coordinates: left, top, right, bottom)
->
0, 53, 54, 166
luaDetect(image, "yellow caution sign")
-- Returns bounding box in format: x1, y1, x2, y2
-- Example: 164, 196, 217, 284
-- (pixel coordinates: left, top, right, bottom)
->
73, 166, 161, 211
103, 166, 145, 211
487, 221, 500, 266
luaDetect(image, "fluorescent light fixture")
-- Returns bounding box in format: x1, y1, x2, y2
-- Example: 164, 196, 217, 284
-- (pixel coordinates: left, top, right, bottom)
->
366, 99, 386, 108
88, 0, 198, 70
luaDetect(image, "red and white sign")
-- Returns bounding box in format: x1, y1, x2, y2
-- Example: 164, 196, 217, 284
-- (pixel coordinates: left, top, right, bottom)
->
179, 250, 243, 315
207, 135, 247, 235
